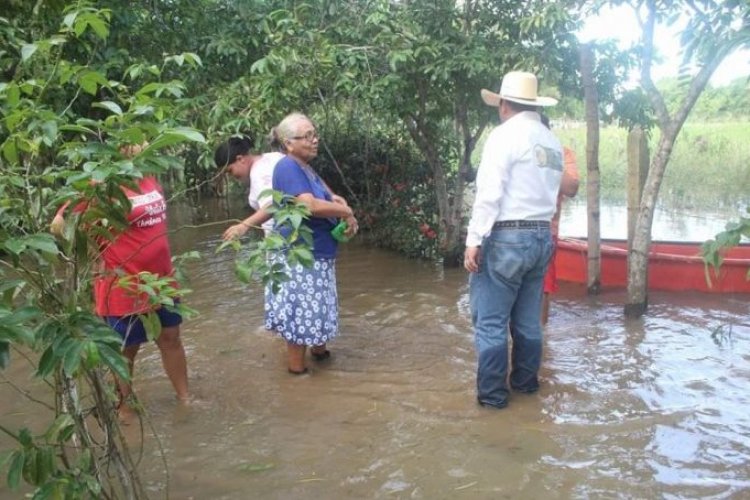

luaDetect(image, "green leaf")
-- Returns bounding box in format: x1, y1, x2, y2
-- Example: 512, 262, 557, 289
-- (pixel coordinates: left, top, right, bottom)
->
5, 84, 20, 107
142, 128, 205, 153
38, 447, 55, 486
25, 234, 59, 254
36, 345, 57, 378
41, 120, 58, 146
62, 12, 77, 28
235, 263, 254, 283
250, 58, 268, 74
98, 343, 129, 381
73, 16, 88, 36
87, 15, 109, 39
2, 140, 18, 164
21, 44, 38, 62
92, 101, 123, 116
238, 462, 275, 473
3, 238, 25, 255
59, 124, 97, 135
45, 414, 74, 443
84, 340, 100, 369
34, 479, 65, 500
116, 127, 145, 144
141, 312, 160, 341
164, 127, 205, 143
184, 52, 202, 67
79, 71, 108, 96
62, 341, 84, 376
4, 305, 42, 325
0, 325, 34, 345
7, 451, 24, 490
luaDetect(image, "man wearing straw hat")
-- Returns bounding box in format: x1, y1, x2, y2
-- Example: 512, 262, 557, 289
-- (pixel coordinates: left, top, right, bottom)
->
464, 71, 563, 409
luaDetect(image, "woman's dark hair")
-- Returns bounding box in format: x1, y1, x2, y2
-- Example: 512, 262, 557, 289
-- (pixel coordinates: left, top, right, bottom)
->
540, 113, 550, 129
214, 134, 253, 169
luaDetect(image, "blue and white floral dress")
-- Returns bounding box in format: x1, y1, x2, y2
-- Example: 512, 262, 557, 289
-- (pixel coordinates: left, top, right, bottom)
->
265, 156, 340, 346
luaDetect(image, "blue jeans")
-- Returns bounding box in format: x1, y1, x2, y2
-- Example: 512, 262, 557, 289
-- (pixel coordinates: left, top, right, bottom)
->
470, 227, 553, 408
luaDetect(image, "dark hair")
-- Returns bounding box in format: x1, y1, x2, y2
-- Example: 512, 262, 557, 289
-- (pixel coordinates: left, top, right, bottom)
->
540, 113, 550, 129
214, 134, 254, 169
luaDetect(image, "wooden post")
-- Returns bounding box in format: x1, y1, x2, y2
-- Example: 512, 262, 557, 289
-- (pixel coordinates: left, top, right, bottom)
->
580, 44, 601, 294
627, 128, 649, 253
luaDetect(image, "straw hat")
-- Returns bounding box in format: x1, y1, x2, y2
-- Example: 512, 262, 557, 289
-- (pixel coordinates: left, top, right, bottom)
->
481, 71, 557, 107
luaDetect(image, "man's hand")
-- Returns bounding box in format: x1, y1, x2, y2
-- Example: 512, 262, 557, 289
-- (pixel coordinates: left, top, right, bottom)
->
464, 246, 481, 273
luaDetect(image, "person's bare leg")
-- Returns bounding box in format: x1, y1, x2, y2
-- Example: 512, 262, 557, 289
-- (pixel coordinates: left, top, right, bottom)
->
541, 292, 551, 326
287, 343, 307, 374
117, 344, 140, 422
155, 325, 189, 402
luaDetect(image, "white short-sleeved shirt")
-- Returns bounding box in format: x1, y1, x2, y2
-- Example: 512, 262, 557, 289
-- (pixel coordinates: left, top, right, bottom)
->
466, 111, 563, 247
248, 152, 284, 234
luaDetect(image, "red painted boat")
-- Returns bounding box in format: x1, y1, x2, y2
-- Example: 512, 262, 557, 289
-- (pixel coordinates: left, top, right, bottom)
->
556, 237, 750, 293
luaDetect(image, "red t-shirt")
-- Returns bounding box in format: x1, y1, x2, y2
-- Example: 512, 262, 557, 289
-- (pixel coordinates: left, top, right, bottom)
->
92, 177, 175, 316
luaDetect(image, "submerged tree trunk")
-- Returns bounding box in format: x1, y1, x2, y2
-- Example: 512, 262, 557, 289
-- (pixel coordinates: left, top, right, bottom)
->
580, 43, 601, 294
625, 0, 728, 317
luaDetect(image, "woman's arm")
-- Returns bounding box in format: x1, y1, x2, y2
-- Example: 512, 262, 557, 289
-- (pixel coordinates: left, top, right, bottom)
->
296, 193, 353, 219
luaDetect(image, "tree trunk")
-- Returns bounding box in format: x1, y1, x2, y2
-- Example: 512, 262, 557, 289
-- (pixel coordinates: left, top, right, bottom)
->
404, 103, 485, 267
625, 133, 675, 317
580, 43, 601, 294
627, 128, 649, 254
625, 0, 727, 317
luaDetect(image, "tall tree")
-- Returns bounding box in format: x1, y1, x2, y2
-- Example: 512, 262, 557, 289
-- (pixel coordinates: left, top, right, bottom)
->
360, 0, 580, 264
623, 0, 750, 316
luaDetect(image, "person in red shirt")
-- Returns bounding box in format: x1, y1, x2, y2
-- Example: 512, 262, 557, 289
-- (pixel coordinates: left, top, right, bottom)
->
51, 143, 189, 420
540, 116, 580, 325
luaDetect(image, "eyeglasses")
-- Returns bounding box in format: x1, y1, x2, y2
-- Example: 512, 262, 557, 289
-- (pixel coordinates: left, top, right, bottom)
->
289, 130, 319, 142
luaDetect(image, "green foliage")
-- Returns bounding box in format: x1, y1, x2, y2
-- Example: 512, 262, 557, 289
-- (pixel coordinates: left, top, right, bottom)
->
217, 189, 315, 294
0, 2, 208, 496
702, 208, 750, 278
368, 179, 441, 259
555, 121, 750, 207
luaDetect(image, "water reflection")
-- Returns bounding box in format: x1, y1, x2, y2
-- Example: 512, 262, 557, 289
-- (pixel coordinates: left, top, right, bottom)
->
559, 200, 744, 241
2, 205, 750, 499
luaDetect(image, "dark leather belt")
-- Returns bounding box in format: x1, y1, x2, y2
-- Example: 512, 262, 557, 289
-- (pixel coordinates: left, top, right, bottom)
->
492, 220, 550, 230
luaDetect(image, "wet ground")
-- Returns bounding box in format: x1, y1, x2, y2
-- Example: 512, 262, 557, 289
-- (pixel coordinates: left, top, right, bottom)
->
2, 205, 750, 499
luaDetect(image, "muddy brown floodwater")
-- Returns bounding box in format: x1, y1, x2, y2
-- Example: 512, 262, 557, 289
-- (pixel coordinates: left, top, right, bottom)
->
2, 200, 750, 499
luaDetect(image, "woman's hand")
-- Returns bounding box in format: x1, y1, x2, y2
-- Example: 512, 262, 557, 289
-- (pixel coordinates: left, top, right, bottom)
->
343, 215, 358, 238
223, 222, 249, 241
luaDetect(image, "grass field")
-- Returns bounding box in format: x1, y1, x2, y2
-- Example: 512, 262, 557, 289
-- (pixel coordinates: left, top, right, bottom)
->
555, 121, 750, 210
